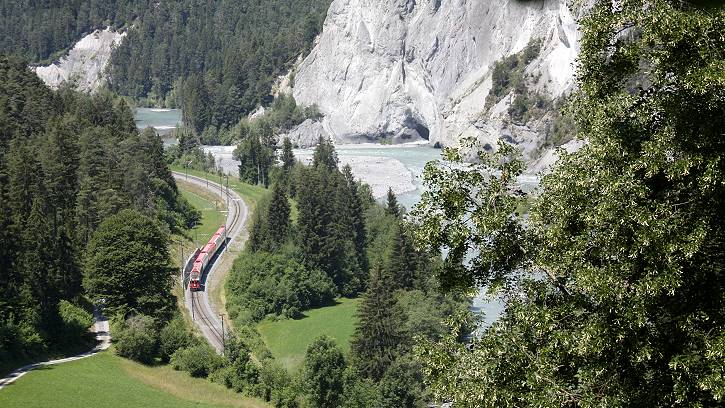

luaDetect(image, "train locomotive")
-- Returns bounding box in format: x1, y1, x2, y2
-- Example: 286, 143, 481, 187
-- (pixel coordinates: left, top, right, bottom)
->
189, 225, 226, 291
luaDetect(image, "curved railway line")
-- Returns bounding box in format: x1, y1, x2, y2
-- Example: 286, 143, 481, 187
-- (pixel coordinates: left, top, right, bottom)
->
172, 171, 248, 354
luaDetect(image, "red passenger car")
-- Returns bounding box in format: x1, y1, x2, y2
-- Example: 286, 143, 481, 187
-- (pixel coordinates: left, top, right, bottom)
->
188, 225, 226, 291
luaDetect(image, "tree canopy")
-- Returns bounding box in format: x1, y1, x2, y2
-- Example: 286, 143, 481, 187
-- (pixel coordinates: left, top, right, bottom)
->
412, 1, 725, 406
83, 209, 175, 321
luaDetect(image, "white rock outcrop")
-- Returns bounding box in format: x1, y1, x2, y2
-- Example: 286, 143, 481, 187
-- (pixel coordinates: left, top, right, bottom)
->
34, 27, 125, 92
293, 0, 581, 164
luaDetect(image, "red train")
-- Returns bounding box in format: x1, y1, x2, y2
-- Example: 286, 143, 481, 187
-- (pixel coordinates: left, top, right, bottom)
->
189, 225, 226, 291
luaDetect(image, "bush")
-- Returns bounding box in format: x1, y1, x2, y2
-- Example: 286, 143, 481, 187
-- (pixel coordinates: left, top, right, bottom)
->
210, 336, 260, 393
485, 38, 543, 108
58, 300, 94, 344
114, 315, 158, 364
159, 316, 191, 363
226, 251, 336, 322
170, 342, 225, 378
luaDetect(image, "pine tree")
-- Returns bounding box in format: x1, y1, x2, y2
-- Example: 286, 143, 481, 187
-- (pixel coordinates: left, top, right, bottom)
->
386, 222, 417, 291
351, 262, 406, 380
281, 136, 295, 172
312, 136, 338, 171
342, 165, 368, 274
385, 188, 401, 218
267, 183, 291, 249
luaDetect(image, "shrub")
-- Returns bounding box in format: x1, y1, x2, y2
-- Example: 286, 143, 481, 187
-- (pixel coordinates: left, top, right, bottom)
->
58, 300, 94, 344
114, 314, 158, 364
170, 342, 225, 378
226, 251, 335, 322
159, 316, 191, 363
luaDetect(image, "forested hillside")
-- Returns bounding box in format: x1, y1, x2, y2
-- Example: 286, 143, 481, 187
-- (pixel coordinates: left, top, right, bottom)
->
0, 56, 197, 364
0, 0, 331, 136
0, 0, 141, 63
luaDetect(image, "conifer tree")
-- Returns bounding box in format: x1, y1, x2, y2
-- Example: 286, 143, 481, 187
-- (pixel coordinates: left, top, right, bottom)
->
342, 165, 368, 273
313, 136, 338, 171
281, 136, 295, 172
351, 262, 406, 380
386, 222, 417, 291
267, 183, 291, 249
385, 188, 401, 218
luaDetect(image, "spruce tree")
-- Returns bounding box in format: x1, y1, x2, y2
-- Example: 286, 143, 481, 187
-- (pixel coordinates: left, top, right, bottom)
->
313, 136, 338, 171
281, 136, 295, 172
267, 183, 291, 249
342, 165, 368, 274
351, 262, 406, 380
385, 188, 401, 218
386, 222, 417, 291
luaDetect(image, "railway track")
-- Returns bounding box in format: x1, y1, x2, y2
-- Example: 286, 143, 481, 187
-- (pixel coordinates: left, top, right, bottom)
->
173, 171, 248, 353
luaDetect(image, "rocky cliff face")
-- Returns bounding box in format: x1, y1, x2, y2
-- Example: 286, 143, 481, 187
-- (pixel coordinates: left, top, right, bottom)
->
292, 0, 581, 166
34, 28, 125, 92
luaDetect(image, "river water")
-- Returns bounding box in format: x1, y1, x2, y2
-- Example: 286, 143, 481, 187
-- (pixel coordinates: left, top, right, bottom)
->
136, 109, 508, 327
134, 107, 182, 136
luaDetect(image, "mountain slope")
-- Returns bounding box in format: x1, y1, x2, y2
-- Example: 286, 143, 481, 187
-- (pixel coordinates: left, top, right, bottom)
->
292, 0, 582, 164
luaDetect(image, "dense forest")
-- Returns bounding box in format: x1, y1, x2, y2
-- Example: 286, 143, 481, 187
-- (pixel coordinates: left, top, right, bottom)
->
0, 0, 331, 136
0, 56, 197, 364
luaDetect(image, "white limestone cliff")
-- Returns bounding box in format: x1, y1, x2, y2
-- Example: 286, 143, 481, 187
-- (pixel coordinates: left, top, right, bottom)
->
34, 27, 125, 92
292, 0, 582, 166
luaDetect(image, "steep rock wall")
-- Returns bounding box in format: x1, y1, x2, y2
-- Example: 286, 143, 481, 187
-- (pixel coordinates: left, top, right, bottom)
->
34, 28, 125, 92
293, 0, 580, 163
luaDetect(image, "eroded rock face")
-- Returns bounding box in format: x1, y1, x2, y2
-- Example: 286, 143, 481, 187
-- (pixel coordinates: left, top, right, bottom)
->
34, 27, 125, 92
293, 0, 581, 165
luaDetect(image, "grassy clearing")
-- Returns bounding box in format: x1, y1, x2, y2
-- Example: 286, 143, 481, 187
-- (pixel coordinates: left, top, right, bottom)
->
170, 166, 267, 213
257, 298, 360, 371
0, 352, 268, 408
179, 185, 225, 246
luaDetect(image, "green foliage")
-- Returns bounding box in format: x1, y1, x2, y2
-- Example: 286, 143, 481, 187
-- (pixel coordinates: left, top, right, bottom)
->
412, 139, 527, 291
235, 134, 274, 187
57, 300, 94, 345
507, 84, 551, 124
385, 188, 401, 218
248, 184, 291, 252
413, 1, 725, 406
350, 263, 406, 381
0, 56, 192, 361
226, 251, 335, 322
340, 370, 382, 408
296, 154, 367, 296
378, 358, 424, 408
83, 209, 175, 321
302, 336, 347, 408
171, 342, 225, 378
486, 39, 542, 108
159, 316, 191, 363
114, 315, 159, 364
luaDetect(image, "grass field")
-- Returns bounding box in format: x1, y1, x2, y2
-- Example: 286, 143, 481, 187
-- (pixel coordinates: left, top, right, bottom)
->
170, 166, 267, 212
180, 186, 225, 246
0, 352, 268, 408
257, 298, 360, 371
